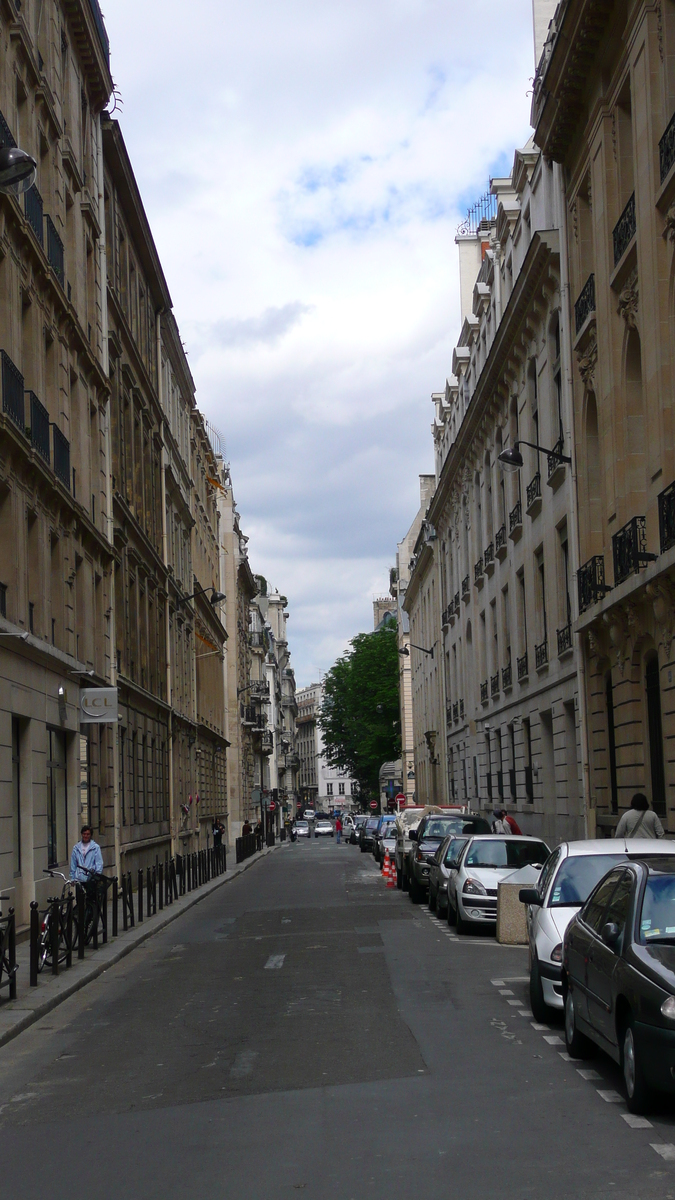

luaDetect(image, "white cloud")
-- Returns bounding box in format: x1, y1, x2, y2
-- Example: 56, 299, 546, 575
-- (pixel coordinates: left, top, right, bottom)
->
103, 0, 536, 684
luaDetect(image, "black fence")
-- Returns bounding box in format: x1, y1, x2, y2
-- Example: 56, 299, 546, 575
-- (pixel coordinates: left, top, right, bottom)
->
0, 904, 17, 1000
236, 833, 262, 863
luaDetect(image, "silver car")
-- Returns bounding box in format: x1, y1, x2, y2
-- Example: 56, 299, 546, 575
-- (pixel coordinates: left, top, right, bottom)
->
378, 822, 398, 869
447, 835, 550, 934
521, 838, 675, 1021
314, 818, 334, 838
428, 835, 469, 916
294, 820, 310, 839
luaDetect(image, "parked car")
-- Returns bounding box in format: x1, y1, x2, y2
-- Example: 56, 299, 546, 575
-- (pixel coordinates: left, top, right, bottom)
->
303, 809, 316, 821
562, 855, 675, 1113
520, 838, 675, 1022
428, 835, 470, 915
378, 822, 399, 869
407, 813, 492, 902
294, 820, 310, 839
349, 814, 368, 845
359, 817, 381, 852
314, 818, 334, 838
373, 815, 396, 862
447, 835, 549, 933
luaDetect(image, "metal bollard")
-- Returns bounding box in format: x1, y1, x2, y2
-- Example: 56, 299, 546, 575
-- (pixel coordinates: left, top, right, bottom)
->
50, 898, 59, 976
92, 888, 99, 951
77, 885, 85, 959
65, 894, 73, 969
29, 900, 39, 987
112, 877, 118, 938
8, 907, 16, 999
101, 884, 108, 945
158, 862, 164, 910
138, 868, 144, 924
121, 875, 128, 932
146, 868, 152, 917
128, 872, 135, 927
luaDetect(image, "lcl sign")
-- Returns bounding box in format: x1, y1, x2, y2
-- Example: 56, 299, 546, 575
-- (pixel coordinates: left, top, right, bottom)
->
80, 687, 118, 724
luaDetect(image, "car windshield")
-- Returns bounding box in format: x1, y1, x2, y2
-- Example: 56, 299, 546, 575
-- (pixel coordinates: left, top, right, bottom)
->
423, 817, 490, 839
548, 854, 627, 907
296, 821, 308, 829
464, 840, 549, 869
639, 870, 675, 943
366, 819, 380, 831
444, 837, 468, 865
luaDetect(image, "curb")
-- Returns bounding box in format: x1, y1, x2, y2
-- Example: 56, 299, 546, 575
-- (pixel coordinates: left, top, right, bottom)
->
0, 841, 286, 1050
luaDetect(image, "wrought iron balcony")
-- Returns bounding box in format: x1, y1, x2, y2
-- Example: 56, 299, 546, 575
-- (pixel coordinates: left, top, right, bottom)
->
535, 639, 548, 669
249, 630, 265, 648
1, 350, 24, 431
658, 480, 675, 554
484, 541, 494, 568
495, 524, 507, 555
261, 730, 274, 755
46, 215, 64, 287
480, 680, 488, 704
557, 623, 573, 656
660, 110, 675, 183
578, 555, 609, 613
474, 556, 483, 583
574, 273, 595, 334
459, 699, 464, 720
547, 437, 565, 480
509, 500, 522, 534
612, 515, 656, 586
502, 663, 512, 690
517, 652, 528, 681
52, 425, 70, 490
454, 590, 460, 611
526, 472, 541, 510
612, 192, 636, 267
490, 672, 499, 697
24, 184, 43, 247
446, 703, 453, 726
28, 392, 49, 462
452, 701, 459, 723
461, 574, 470, 599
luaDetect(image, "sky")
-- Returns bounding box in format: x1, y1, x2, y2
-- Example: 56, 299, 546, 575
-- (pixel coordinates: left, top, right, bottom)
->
102, 0, 537, 687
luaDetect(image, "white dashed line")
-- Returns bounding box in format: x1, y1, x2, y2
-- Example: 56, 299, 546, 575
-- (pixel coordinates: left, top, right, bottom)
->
491, 979, 505, 987
622, 1114, 653, 1128
264, 954, 286, 970
506, 999, 522, 1006
651, 1144, 675, 1160
531, 1022, 549, 1031
499, 989, 514, 995
577, 1069, 602, 1081
518, 1010, 530, 1017
597, 1089, 623, 1103
543, 1034, 564, 1045
558, 1052, 572, 1061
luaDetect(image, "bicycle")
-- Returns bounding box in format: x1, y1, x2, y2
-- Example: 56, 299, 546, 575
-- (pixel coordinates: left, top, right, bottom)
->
38, 867, 111, 971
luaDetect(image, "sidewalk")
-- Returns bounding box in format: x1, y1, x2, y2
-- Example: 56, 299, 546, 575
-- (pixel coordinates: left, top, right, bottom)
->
0, 841, 285, 1049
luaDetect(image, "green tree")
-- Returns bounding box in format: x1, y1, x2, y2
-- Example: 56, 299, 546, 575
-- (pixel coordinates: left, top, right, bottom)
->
319, 625, 400, 802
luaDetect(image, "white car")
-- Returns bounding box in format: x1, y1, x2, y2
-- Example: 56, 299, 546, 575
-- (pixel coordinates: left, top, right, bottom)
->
294, 820, 310, 838
314, 819, 334, 838
521, 838, 675, 1020
447, 835, 550, 934
378, 822, 398, 867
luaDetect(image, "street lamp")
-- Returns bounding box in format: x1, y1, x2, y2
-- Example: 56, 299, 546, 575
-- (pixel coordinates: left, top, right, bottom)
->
176, 585, 226, 608
399, 643, 434, 659
497, 439, 572, 473
0, 146, 37, 195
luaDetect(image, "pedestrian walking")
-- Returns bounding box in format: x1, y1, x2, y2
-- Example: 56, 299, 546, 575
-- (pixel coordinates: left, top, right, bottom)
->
70, 825, 103, 902
613, 793, 665, 839
491, 810, 512, 835
503, 812, 523, 835
335, 814, 343, 844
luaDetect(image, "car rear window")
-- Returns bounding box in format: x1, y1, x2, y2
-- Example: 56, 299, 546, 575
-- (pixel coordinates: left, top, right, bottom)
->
548, 853, 627, 907
464, 840, 549, 868
366, 818, 380, 831
424, 816, 491, 839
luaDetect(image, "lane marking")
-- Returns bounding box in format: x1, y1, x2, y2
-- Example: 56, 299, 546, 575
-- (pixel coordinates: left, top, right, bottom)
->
597, 1089, 623, 1103
499, 989, 514, 995
518, 1010, 530, 1017
577, 1069, 602, 1081
543, 1034, 564, 1045
491, 979, 505, 987
651, 1144, 675, 1160
506, 999, 522, 1007
558, 1052, 572, 1061
264, 954, 286, 970
622, 1114, 653, 1128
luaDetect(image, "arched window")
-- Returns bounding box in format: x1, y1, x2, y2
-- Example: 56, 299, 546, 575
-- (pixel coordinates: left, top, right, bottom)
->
645, 654, 666, 817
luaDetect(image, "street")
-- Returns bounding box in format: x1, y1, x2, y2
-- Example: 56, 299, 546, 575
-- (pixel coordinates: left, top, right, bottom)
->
1, 842, 675, 1200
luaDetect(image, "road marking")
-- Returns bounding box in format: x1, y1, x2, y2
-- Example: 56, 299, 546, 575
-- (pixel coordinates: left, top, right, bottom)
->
264, 954, 286, 969
651, 1144, 675, 1160
506, 999, 522, 1007
518, 1010, 530, 1017
491, 979, 505, 987
499, 989, 514, 995
558, 1052, 573, 1061
531, 1022, 549, 1031
577, 1069, 602, 1081
543, 1034, 564, 1045
597, 1089, 623, 1103
502, 976, 530, 983
622, 1114, 653, 1128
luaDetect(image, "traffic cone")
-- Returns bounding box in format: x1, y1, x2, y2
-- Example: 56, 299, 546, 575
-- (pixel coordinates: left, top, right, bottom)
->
382, 849, 390, 879
386, 853, 396, 889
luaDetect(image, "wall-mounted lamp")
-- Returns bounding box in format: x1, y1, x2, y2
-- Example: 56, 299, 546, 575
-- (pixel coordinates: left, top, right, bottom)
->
498, 439, 572, 473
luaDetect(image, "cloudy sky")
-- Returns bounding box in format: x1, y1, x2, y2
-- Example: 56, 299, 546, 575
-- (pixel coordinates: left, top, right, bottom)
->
103, 0, 536, 686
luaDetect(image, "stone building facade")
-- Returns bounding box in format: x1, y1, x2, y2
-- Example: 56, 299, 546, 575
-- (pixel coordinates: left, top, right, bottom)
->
532, 0, 675, 836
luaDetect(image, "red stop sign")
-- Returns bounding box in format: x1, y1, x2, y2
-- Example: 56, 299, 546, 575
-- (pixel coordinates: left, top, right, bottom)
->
269, 800, 276, 811
369, 801, 378, 810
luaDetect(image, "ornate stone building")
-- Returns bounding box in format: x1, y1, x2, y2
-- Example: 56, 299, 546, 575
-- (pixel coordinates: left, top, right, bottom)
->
532, 0, 675, 835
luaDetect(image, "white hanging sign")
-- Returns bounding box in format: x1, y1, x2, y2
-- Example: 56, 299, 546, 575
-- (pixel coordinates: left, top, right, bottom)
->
80, 687, 118, 723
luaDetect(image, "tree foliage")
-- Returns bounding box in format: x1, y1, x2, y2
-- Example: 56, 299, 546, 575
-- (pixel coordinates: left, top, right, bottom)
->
319, 626, 400, 800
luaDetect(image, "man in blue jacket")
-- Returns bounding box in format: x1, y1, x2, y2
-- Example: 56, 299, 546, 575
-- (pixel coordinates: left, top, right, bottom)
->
70, 825, 103, 883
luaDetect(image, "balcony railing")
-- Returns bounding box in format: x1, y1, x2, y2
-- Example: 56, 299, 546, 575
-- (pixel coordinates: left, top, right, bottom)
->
574, 272, 595, 334
658, 480, 675, 554
509, 500, 522, 534
24, 184, 43, 247
612, 515, 656, 586
557, 623, 573, 656
490, 672, 499, 697
459, 699, 464, 720
526, 472, 541, 509
495, 524, 507, 555
480, 680, 488, 704
502, 663, 512, 690
28, 392, 50, 462
484, 541, 494, 568
52, 425, 70, 490
46, 215, 64, 287
261, 731, 274, 754
535, 639, 548, 669
474, 557, 483, 583
547, 437, 565, 480
249, 630, 265, 648
578, 555, 608, 613
452, 701, 459, 723
1, 350, 24, 430
660, 110, 675, 182
454, 590, 460, 611
613, 192, 636, 267
517, 652, 528, 681
461, 574, 470, 599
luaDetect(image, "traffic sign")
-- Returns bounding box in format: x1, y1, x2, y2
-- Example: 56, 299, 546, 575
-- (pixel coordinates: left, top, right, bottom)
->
395, 792, 406, 804
269, 800, 276, 812
369, 801, 378, 810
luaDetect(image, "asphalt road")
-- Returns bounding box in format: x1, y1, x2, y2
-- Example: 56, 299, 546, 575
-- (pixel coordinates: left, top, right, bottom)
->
2, 839, 675, 1199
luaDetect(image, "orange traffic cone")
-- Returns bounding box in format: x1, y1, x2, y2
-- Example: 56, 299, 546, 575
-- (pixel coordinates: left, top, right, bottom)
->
386, 852, 396, 889
382, 849, 390, 878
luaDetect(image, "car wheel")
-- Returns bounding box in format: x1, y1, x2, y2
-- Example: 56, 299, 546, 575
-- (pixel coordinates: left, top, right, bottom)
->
447, 896, 457, 926
428, 885, 437, 912
396, 867, 403, 890
529, 954, 552, 1023
437, 892, 447, 915
564, 987, 593, 1059
622, 1016, 652, 1114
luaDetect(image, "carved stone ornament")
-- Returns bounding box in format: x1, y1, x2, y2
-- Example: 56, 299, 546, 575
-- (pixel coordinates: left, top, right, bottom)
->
646, 578, 675, 658
587, 624, 606, 671
664, 201, 675, 245
602, 606, 631, 675
617, 270, 638, 329
576, 329, 597, 389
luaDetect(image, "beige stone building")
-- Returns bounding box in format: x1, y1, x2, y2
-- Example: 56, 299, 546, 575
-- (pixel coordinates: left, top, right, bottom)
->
532, 0, 675, 836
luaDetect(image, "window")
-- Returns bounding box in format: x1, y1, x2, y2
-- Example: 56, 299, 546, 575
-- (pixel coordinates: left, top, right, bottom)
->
338, 782, 345, 795
326, 783, 333, 796
79, 732, 90, 826
12, 717, 21, 875
47, 728, 67, 867
603, 871, 633, 941
351, 782, 357, 795
582, 871, 624, 934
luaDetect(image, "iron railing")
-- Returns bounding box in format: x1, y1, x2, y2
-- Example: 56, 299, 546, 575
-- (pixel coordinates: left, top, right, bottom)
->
612, 515, 656, 585
442, 606, 451, 627
52, 425, 70, 489
574, 273, 595, 334
578, 555, 608, 613
46, 215, 64, 286
480, 680, 488, 703
454, 590, 460, 611
517, 652, 528, 680
24, 184, 43, 246
535, 639, 548, 669
459, 699, 464, 720
557, 623, 573, 656
28, 391, 50, 462
660, 110, 675, 183
0, 904, 17, 1000
249, 630, 265, 648
1, 350, 24, 430
495, 524, 507, 554
490, 672, 499, 697
474, 557, 483, 583
502, 663, 512, 689
452, 701, 459, 723
547, 437, 565, 479
658, 481, 675, 554
484, 541, 494, 568
509, 500, 522, 533
526, 472, 541, 509
613, 192, 636, 267
261, 730, 274, 754
0, 107, 16, 149
461, 574, 470, 599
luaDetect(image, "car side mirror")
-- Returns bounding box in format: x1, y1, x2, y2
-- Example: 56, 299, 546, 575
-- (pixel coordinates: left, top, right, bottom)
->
602, 921, 621, 949
446, 859, 458, 870
409, 829, 417, 842
519, 888, 542, 906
